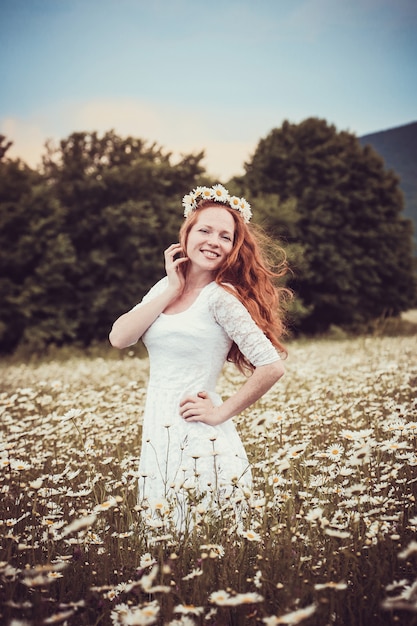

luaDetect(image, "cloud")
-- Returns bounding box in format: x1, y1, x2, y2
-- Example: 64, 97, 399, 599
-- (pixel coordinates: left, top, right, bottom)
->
1, 117, 47, 168
1, 98, 256, 180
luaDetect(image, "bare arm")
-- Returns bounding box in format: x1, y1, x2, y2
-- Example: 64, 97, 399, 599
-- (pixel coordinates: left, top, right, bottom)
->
109, 243, 187, 349
180, 360, 285, 425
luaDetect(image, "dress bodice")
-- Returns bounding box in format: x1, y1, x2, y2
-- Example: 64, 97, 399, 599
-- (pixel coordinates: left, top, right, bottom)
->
139, 279, 280, 395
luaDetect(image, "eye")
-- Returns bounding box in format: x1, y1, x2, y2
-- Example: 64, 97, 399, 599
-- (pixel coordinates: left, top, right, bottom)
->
199, 228, 209, 233
222, 235, 232, 241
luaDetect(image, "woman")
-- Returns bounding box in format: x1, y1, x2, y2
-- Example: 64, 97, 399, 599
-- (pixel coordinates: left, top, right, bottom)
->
109, 184, 289, 527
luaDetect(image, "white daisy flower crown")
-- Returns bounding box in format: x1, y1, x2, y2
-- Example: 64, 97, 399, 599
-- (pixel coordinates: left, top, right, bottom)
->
182, 184, 252, 223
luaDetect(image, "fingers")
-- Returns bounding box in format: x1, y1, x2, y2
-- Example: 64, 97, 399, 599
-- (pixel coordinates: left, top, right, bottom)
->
179, 392, 211, 421
165, 244, 188, 272
180, 400, 202, 419
165, 243, 185, 260
179, 392, 206, 408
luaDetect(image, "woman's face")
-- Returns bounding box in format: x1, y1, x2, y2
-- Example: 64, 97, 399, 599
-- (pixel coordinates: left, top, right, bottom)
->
185, 206, 235, 274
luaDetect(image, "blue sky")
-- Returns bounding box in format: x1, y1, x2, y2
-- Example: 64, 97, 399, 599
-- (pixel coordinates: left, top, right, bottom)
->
1, 0, 416, 180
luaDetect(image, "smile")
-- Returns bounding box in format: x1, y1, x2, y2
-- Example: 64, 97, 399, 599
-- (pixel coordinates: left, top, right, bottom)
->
201, 249, 220, 259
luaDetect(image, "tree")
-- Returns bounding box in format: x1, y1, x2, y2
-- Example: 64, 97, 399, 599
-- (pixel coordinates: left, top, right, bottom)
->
41, 130, 205, 346
0, 131, 206, 353
243, 118, 416, 332
0, 136, 77, 352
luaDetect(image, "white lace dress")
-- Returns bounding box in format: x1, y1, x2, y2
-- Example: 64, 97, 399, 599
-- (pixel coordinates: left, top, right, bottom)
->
133, 279, 280, 520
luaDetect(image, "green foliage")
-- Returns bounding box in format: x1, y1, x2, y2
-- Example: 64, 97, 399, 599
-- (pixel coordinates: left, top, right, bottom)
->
0, 131, 205, 352
243, 118, 417, 333
2, 119, 417, 352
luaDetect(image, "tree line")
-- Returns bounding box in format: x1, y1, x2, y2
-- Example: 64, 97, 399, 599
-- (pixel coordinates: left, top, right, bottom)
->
0, 118, 416, 354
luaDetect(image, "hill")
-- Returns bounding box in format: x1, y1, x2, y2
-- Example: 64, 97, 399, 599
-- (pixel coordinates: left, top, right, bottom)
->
359, 121, 417, 244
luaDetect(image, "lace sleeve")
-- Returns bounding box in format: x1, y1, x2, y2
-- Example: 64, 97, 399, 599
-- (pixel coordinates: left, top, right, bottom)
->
208, 286, 281, 367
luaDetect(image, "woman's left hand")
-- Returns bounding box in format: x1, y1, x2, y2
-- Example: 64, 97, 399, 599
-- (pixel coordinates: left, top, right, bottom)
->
179, 391, 223, 426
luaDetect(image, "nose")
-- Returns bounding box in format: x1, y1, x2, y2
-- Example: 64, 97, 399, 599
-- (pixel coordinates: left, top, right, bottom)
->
206, 233, 220, 247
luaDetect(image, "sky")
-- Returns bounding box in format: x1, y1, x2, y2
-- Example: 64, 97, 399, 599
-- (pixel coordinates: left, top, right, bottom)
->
1, 0, 416, 181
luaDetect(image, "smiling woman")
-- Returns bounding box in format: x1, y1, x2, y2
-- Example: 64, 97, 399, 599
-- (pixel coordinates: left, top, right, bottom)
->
109, 184, 291, 528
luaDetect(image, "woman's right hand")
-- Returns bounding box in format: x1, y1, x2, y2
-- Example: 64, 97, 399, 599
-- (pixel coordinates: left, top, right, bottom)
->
164, 243, 188, 294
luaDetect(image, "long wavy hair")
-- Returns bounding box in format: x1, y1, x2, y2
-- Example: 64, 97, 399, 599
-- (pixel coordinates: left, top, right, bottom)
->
179, 201, 291, 374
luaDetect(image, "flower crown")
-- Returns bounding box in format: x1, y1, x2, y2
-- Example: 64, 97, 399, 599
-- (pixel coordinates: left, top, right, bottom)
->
182, 184, 252, 223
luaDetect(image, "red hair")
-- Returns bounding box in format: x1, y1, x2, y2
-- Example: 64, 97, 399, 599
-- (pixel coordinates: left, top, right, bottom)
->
179, 201, 291, 374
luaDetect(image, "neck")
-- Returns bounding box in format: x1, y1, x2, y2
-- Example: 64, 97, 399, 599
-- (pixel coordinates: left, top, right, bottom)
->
185, 267, 215, 291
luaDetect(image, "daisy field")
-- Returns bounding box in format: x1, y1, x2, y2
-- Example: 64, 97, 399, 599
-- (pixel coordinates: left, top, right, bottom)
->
1, 330, 416, 625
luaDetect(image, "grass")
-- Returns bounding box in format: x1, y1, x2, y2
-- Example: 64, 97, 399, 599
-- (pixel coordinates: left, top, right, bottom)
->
1, 327, 417, 626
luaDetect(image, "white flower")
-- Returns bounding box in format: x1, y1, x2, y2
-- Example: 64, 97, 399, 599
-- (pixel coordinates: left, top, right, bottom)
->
44, 610, 75, 624
59, 408, 83, 422
201, 186, 214, 200
228, 592, 264, 605
341, 428, 373, 441
212, 183, 229, 202
149, 498, 170, 515
239, 529, 262, 542
10, 459, 31, 471
324, 528, 351, 539
314, 581, 347, 590
200, 543, 225, 557
229, 196, 241, 209
94, 497, 120, 512
263, 603, 317, 624
325, 443, 344, 460
140, 552, 157, 569
305, 507, 324, 522
29, 478, 43, 490
61, 513, 97, 537
380, 438, 409, 453
182, 194, 196, 218
111, 600, 160, 625
174, 604, 204, 615
182, 185, 252, 222
209, 590, 232, 606
182, 567, 203, 580
238, 197, 252, 222
398, 540, 417, 559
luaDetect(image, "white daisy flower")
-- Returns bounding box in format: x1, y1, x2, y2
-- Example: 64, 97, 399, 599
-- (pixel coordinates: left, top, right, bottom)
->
174, 604, 205, 615
212, 183, 229, 202
61, 513, 97, 537
194, 186, 205, 197
263, 602, 317, 624
209, 589, 231, 606
229, 196, 241, 209
182, 568, 203, 581
238, 197, 252, 222
314, 581, 347, 590
325, 443, 344, 460
239, 528, 262, 542
398, 541, 417, 559
140, 552, 157, 569
201, 186, 214, 200
230, 592, 264, 605
182, 185, 252, 221
182, 193, 196, 218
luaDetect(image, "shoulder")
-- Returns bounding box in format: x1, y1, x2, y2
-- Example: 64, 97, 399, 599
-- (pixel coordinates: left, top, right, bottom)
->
136, 277, 168, 307
145, 276, 168, 296
207, 282, 239, 303
207, 282, 248, 316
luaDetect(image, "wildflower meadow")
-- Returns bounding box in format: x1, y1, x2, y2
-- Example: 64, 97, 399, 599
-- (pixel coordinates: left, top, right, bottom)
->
1, 323, 417, 626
